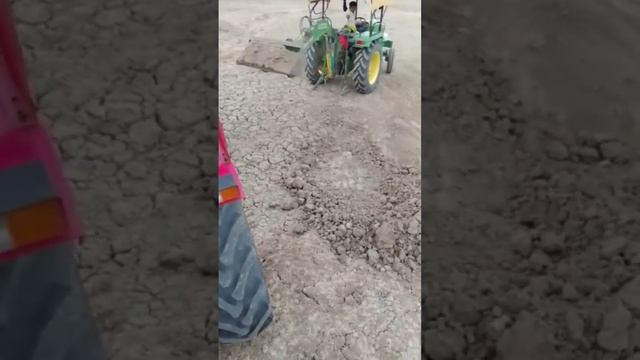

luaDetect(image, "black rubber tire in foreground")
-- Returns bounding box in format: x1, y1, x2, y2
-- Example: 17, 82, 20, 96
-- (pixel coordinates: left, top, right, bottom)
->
353, 43, 383, 94
0, 243, 107, 360
305, 40, 324, 84
219, 201, 273, 343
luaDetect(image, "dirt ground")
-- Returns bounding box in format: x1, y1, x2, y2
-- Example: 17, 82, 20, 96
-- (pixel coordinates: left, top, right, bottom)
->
220, 0, 421, 359
425, 0, 640, 359
12, 0, 217, 359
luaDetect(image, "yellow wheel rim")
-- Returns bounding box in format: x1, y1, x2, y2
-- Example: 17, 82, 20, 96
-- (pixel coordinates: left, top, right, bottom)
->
368, 51, 381, 85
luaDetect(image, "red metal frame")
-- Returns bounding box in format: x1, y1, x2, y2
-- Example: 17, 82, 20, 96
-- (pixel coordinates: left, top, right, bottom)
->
218, 118, 245, 206
0, 0, 37, 133
0, 1, 81, 262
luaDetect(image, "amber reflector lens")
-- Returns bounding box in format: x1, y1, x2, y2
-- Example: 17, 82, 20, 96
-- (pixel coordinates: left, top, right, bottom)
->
220, 186, 241, 203
7, 199, 66, 247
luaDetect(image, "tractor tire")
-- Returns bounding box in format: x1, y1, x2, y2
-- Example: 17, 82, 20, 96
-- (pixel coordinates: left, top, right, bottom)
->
386, 47, 394, 74
219, 201, 273, 343
0, 243, 107, 360
353, 43, 383, 94
305, 40, 324, 84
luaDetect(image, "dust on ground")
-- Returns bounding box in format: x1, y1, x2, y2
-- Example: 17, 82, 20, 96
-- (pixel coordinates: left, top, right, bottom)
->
425, 0, 640, 359
13, 0, 217, 359
220, 0, 421, 359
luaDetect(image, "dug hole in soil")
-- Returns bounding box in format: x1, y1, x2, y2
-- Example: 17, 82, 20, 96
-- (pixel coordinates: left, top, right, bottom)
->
425, 1, 640, 359
220, 0, 421, 359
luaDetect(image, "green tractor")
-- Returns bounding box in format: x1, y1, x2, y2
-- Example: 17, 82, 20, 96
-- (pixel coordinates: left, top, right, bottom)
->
301, 0, 394, 94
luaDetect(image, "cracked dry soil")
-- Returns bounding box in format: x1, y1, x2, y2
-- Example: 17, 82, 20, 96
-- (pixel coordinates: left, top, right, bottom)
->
220, 0, 421, 359
13, 0, 217, 359
425, 1, 640, 359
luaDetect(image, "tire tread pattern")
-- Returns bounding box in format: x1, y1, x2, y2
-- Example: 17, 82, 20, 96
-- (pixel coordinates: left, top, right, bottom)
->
219, 201, 273, 343
305, 41, 323, 84
352, 43, 382, 94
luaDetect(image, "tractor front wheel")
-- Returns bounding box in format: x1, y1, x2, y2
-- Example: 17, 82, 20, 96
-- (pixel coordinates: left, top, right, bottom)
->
353, 43, 383, 94
305, 40, 324, 84
386, 47, 395, 74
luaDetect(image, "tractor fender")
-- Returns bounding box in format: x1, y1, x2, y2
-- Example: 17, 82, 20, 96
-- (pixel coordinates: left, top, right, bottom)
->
218, 119, 273, 343
0, 1, 81, 263
309, 19, 335, 42
0, 4, 105, 359
218, 119, 245, 205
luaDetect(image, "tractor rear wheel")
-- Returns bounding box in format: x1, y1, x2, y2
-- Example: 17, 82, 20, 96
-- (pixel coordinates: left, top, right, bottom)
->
219, 201, 273, 343
386, 47, 395, 74
353, 43, 383, 94
305, 40, 324, 84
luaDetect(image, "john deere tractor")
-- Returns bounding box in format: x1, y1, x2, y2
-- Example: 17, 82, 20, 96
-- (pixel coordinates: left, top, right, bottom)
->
302, 0, 394, 94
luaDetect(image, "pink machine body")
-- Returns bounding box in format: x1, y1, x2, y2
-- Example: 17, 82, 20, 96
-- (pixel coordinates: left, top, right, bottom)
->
0, 1, 81, 262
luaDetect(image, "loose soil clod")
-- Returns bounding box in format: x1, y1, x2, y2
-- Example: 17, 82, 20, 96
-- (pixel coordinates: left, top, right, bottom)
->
425, 0, 640, 359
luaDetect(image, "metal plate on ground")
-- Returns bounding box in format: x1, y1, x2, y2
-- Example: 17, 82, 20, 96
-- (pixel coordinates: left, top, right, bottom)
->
236, 38, 304, 77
